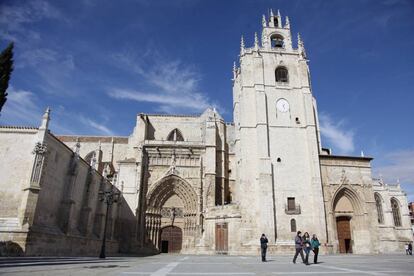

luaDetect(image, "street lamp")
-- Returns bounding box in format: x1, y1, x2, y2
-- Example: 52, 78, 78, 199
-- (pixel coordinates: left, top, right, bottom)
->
98, 188, 120, 259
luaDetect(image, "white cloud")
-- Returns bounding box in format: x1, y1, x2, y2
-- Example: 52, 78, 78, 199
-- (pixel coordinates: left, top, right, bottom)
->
0, 86, 43, 126
0, 0, 61, 42
18, 48, 59, 67
109, 51, 219, 114
78, 115, 114, 136
373, 149, 414, 201
374, 150, 414, 184
109, 88, 211, 112
319, 113, 355, 155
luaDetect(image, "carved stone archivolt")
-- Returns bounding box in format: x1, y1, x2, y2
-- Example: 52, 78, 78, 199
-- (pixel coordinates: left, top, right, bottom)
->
147, 175, 197, 213
332, 186, 364, 216
145, 175, 199, 250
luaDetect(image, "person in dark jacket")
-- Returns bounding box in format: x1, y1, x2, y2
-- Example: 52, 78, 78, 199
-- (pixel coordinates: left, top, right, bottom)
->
311, 234, 321, 264
293, 231, 306, 264
260, 234, 269, 262
302, 232, 311, 265
409, 242, 413, 255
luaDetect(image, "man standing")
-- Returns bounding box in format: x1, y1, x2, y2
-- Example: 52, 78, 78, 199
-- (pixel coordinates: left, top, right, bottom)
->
293, 231, 306, 264
260, 234, 268, 262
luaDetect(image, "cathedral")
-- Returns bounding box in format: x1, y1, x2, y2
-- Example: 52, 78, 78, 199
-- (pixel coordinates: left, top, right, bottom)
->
0, 11, 412, 256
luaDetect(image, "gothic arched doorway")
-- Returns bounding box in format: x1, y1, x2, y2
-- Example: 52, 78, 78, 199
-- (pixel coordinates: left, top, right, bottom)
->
146, 175, 198, 253
332, 187, 364, 254
160, 226, 182, 253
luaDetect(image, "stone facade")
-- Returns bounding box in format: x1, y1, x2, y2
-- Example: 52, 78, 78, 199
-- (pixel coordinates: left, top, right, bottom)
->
0, 10, 413, 256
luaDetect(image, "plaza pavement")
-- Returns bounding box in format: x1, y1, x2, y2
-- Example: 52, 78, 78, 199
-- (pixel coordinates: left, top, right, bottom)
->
0, 254, 413, 276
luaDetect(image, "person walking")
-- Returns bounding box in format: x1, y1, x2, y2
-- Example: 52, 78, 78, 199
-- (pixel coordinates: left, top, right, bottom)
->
409, 242, 413, 255
311, 234, 321, 264
293, 231, 307, 265
302, 232, 311, 265
260, 233, 268, 262
405, 243, 410, 255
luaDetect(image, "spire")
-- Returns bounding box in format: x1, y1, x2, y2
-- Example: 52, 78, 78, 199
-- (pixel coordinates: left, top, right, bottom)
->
298, 33, 307, 59
254, 32, 259, 51
262, 14, 267, 27
232, 61, 237, 80
285, 16, 290, 29
360, 150, 364, 157
240, 35, 245, 56
270, 9, 274, 17
39, 107, 51, 130
277, 9, 281, 18
74, 137, 81, 156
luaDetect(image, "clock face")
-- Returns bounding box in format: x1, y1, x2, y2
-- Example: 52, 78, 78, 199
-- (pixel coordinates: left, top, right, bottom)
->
276, 99, 290, 113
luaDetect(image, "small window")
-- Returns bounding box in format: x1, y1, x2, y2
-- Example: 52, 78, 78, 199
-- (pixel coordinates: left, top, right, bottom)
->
274, 18, 279, 28
167, 129, 184, 141
391, 198, 402, 227
275, 67, 288, 83
290, 219, 297, 232
271, 35, 284, 48
287, 197, 295, 211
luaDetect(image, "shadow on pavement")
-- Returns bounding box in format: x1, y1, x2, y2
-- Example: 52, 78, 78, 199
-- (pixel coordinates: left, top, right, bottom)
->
0, 257, 129, 268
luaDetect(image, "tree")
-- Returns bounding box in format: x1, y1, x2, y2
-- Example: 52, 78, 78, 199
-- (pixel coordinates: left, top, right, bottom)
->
0, 42, 14, 113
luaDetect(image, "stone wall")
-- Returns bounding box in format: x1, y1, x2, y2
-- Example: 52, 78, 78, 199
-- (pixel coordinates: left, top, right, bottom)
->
372, 180, 413, 252
0, 123, 128, 256
320, 155, 380, 254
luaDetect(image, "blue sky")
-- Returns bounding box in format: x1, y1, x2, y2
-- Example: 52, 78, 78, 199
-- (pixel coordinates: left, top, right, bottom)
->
0, 0, 413, 200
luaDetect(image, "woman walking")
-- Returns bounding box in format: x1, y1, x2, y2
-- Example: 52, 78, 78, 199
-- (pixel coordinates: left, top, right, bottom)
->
311, 234, 321, 264
302, 232, 311, 265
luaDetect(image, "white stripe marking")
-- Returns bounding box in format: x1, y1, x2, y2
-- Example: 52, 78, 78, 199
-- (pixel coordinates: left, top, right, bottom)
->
169, 273, 255, 275
321, 265, 404, 275
273, 271, 405, 275
123, 262, 179, 276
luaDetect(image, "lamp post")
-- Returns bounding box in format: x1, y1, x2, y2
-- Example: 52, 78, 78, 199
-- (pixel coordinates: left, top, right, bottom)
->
98, 188, 120, 259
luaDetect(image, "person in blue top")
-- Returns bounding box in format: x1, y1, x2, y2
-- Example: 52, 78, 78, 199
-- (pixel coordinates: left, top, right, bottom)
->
311, 234, 321, 264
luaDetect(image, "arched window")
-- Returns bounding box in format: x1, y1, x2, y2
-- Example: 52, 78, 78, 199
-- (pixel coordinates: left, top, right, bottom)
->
167, 129, 184, 141
275, 67, 288, 83
271, 34, 284, 48
290, 219, 297, 232
391, 198, 402, 227
374, 193, 384, 224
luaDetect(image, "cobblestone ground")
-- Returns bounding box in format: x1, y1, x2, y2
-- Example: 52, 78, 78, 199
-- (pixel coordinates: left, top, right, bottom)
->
1, 254, 414, 276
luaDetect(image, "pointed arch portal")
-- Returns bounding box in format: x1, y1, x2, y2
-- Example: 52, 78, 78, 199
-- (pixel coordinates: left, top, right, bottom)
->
332, 187, 364, 254
145, 175, 198, 253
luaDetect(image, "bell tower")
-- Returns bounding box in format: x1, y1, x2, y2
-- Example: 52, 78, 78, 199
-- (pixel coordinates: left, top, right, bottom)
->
232, 10, 326, 247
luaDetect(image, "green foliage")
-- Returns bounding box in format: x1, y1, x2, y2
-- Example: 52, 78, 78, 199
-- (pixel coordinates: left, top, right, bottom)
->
0, 42, 14, 113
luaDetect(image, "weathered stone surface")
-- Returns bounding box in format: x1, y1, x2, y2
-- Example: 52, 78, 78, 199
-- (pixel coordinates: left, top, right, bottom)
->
0, 11, 412, 256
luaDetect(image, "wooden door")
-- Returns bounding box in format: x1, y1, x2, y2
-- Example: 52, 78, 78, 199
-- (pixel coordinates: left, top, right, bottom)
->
215, 223, 228, 254
160, 226, 182, 253
336, 217, 352, 253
